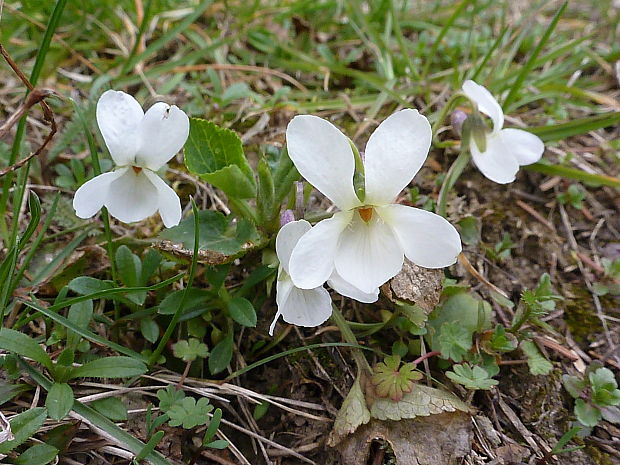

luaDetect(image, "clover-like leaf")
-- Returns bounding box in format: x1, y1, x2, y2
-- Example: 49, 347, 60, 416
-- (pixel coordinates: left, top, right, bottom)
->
157, 385, 186, 413
437, 322, 472, 362
446, 363, 498, 390
487, 325, 518, 353
167, 397, 214, 429
172, 338, 209, 362
589, 367, 620, 407
371, 355, 423, 401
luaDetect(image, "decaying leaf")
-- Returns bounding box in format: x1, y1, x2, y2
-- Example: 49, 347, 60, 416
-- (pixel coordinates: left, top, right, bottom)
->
154, 240, 231, 265
371, 383, 471, 421
336, 412, 472, 465
328, 377, 371, 447
155, 210, 260, 264
330, 379, 473, 464
382, 260, 443, 312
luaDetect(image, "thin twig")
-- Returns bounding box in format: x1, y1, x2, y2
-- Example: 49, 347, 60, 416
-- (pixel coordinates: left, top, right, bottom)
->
0, 44, 57, 177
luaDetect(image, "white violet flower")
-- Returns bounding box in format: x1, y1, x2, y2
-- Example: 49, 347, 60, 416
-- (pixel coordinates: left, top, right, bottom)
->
285, 110, 462, 295
270, 220, 333, 335
73, 90, 190, 227
271, 219, 378, 335
462, 80, 544, 184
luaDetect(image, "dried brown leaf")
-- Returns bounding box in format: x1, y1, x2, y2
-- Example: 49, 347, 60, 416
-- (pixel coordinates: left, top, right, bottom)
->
370, 383, 471, 421
382, 260, 443, 312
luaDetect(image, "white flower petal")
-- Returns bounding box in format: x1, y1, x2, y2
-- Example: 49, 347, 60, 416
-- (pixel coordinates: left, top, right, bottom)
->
104, 168, 159, 223
364, 109, 432, 205
286, 115, 361, 210
275, 276, 333, 330
334, 210, 404, 293
135, 102, 190, 171
470, 132, 520, 184
289, 211, 353, 289
378, 204, 461, 269
276, 220, 311, 274
73, 169, 127, 219
462, 80, 504, 132
142, 169, 182, 228
328, 271, 379, 303
270, 272, 293, 335
96, 90, 144, 166
499, 128, 544, 166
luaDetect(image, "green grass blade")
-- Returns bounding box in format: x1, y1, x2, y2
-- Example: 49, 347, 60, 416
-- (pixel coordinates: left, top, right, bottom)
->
528, 111, 620, 141
9, 194, 60, 300
503, 1, 568, 109
470, 26, 508, 81
119, 0, 213, 75
120, 0, 155, 75
46, 273, 184, 313
0, 0, 69, 244
524, 162, 620, 188
225, 342, 374, 381
30, 231, 90, 285
20, 361, 172, 465
421, 0, 471, 79
147, 199, 201, 367
22, 299, 147, 361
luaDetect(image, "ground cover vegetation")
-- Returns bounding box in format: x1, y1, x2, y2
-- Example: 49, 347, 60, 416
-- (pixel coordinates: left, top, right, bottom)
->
0, 0, 619, 464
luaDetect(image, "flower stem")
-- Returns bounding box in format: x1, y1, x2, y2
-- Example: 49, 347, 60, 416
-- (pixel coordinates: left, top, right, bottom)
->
330, 305, 372, 375
436, 148, 471, 218
148, 198, 200, 367
431, 92, 464, 144
412, 350, 440, 365
228, 198, 258, 224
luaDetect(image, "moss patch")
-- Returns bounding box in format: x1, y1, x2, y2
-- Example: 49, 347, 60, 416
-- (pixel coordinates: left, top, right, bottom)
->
563, 285, 604, 343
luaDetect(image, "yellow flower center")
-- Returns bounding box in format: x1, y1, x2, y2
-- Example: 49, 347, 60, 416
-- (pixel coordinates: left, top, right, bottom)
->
358, 207, 373, 223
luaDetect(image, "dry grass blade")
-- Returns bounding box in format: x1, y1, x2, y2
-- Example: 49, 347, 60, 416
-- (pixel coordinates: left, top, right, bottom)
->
0, 44, 58, 178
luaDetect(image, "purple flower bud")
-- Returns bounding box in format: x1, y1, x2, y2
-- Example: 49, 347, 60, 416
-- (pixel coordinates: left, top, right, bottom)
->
450, 110, 468, 136
280, 209, 295, 226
